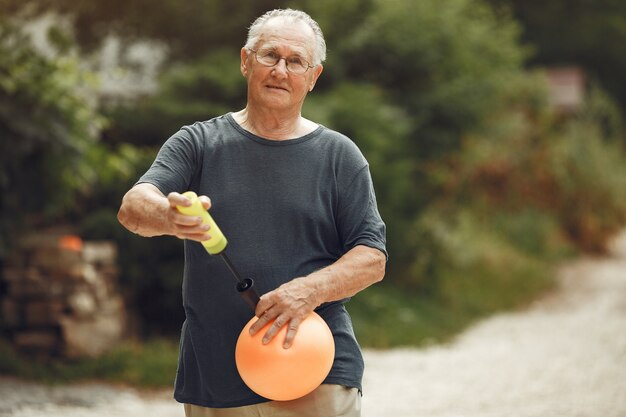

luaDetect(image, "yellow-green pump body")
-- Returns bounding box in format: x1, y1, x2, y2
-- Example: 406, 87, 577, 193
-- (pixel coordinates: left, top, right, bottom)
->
176, 191, 228, 255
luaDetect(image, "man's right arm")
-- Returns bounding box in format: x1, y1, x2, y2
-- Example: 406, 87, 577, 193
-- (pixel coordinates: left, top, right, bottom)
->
117, 183, 212, 241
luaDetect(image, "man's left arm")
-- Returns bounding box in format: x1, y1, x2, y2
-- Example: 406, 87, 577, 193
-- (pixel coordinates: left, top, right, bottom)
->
249, 245, 386, 348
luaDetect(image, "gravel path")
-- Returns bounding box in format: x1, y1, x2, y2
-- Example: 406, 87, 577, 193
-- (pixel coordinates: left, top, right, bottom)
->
2, 233, 625, 417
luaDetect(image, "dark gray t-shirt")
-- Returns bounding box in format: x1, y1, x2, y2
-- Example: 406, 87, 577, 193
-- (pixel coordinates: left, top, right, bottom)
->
138, 113, 387, 408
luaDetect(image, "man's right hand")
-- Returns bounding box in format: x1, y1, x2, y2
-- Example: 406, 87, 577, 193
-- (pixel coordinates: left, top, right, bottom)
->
118, 183, 213, 241
167, 192, 213, 242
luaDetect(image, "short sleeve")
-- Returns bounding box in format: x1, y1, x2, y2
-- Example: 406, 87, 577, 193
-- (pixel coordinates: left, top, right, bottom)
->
137, 129, 202, 195
336, 165, 388, 259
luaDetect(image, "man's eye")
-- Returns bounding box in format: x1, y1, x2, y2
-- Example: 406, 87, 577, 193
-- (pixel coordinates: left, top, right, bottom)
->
263, 51, 280, 60
288, 57, 305, 66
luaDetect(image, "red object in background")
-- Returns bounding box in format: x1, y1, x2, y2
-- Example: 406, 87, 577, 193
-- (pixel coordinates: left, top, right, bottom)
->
58, 235, 83, 252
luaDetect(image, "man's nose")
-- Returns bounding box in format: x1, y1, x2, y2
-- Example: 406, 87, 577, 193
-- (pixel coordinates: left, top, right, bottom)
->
271, 58, 289, 76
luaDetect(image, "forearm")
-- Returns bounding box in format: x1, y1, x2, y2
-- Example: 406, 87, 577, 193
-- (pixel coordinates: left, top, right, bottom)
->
251, 244, 386, 347
306, 245, 387, 306
117, 183, 172, 237
261, 245, 387, 313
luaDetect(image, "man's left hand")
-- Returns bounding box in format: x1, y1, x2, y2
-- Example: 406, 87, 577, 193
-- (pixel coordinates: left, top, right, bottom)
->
249, 277, 320, 349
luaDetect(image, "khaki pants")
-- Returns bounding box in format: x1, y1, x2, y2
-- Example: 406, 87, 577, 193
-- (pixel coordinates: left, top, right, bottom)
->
184, 384, 361, 417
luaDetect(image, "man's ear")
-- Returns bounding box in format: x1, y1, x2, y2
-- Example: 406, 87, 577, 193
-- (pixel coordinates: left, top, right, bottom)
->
308, 65, 324, 92
240, 48, 249, 77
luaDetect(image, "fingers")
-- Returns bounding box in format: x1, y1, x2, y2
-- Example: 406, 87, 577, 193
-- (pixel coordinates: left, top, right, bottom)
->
167, 192, 212, 210
283, 318, 301, 349
254, 293, 273, 319
249, 309, 303, 349
166, 192, 212, 241
249, 289, 311, 349
262, 312, 288, 345
167, 192, 190, 208
173, 221, 211, 241
198, 195, 212, 210
249, 306, 276, 338
262, 315, 302, 349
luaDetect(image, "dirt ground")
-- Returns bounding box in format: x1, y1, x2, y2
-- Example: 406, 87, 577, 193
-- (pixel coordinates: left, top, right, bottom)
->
2, 233, 625, 417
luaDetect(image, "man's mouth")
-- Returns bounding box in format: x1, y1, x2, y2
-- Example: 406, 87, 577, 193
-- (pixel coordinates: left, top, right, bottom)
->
266, 85, 288, 92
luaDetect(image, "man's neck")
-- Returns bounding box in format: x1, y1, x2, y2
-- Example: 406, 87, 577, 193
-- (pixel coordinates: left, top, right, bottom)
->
232, 107, 316, 140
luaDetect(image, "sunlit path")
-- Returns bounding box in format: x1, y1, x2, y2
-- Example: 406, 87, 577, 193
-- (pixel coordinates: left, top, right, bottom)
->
361, 232, 626, 417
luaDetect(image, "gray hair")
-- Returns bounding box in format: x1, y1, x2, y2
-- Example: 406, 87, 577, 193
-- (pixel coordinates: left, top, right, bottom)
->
244, 9, 327, 66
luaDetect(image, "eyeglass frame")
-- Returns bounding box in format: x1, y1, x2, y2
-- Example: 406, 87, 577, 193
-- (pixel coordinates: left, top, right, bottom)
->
247, 48, 315, 74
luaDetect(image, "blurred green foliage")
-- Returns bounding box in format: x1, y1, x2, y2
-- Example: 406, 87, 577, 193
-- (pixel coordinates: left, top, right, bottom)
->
304, 0, 529, 274
0, 0, 284, 58
0, 19, 103, 257
487, 0, 626, 117
0, 338, 178, 386
103, 50, 246, 148
451, 73, 626, 253
1, 0, 626, 352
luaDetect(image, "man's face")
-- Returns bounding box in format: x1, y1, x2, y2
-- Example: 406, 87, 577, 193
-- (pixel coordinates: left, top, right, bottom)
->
241, 18, 323, 112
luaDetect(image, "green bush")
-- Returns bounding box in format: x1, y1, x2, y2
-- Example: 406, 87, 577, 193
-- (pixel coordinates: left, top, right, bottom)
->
328, 0, 530, 278
335, 0, 527, 155
453, 71, 626, 254
0, 20, 103, 257
547, 120, 626, 251
103, 50, 246, 147
0, 338, 179, 387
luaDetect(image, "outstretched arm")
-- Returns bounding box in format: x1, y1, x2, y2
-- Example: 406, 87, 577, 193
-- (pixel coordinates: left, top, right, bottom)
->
117, 183, 212, 242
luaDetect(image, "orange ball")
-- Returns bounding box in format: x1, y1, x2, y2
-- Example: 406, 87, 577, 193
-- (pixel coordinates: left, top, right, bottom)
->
235, 312, 335, 401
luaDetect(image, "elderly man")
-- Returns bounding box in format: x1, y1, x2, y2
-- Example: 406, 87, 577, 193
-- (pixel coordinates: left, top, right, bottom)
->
118, 8, 387, 417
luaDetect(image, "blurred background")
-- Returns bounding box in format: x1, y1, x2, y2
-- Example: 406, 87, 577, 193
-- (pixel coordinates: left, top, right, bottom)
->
1, 0, 625, 387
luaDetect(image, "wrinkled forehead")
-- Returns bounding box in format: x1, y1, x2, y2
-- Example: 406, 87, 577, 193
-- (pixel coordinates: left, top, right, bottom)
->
255, 17, 316, 57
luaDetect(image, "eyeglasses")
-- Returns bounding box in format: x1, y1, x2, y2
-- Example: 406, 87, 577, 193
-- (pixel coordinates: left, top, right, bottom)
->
249, 48, 314, 75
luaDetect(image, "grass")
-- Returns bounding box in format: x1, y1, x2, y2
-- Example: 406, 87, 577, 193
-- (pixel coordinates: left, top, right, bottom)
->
0, 338, 179, 387
347, 283, 468, 348
348, 241, 559, 348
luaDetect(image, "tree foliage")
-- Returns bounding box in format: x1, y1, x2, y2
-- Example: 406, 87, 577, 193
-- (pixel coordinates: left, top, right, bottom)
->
487, 0, 626, 111
103, 49, 246, 147
0, 19, 103, 255
2, 0, 625, 340
0, 0, 289, 59
313, 0, 528, 268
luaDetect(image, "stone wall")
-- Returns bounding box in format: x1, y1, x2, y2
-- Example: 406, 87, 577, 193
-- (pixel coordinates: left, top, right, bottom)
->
1, 233, 127, 358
